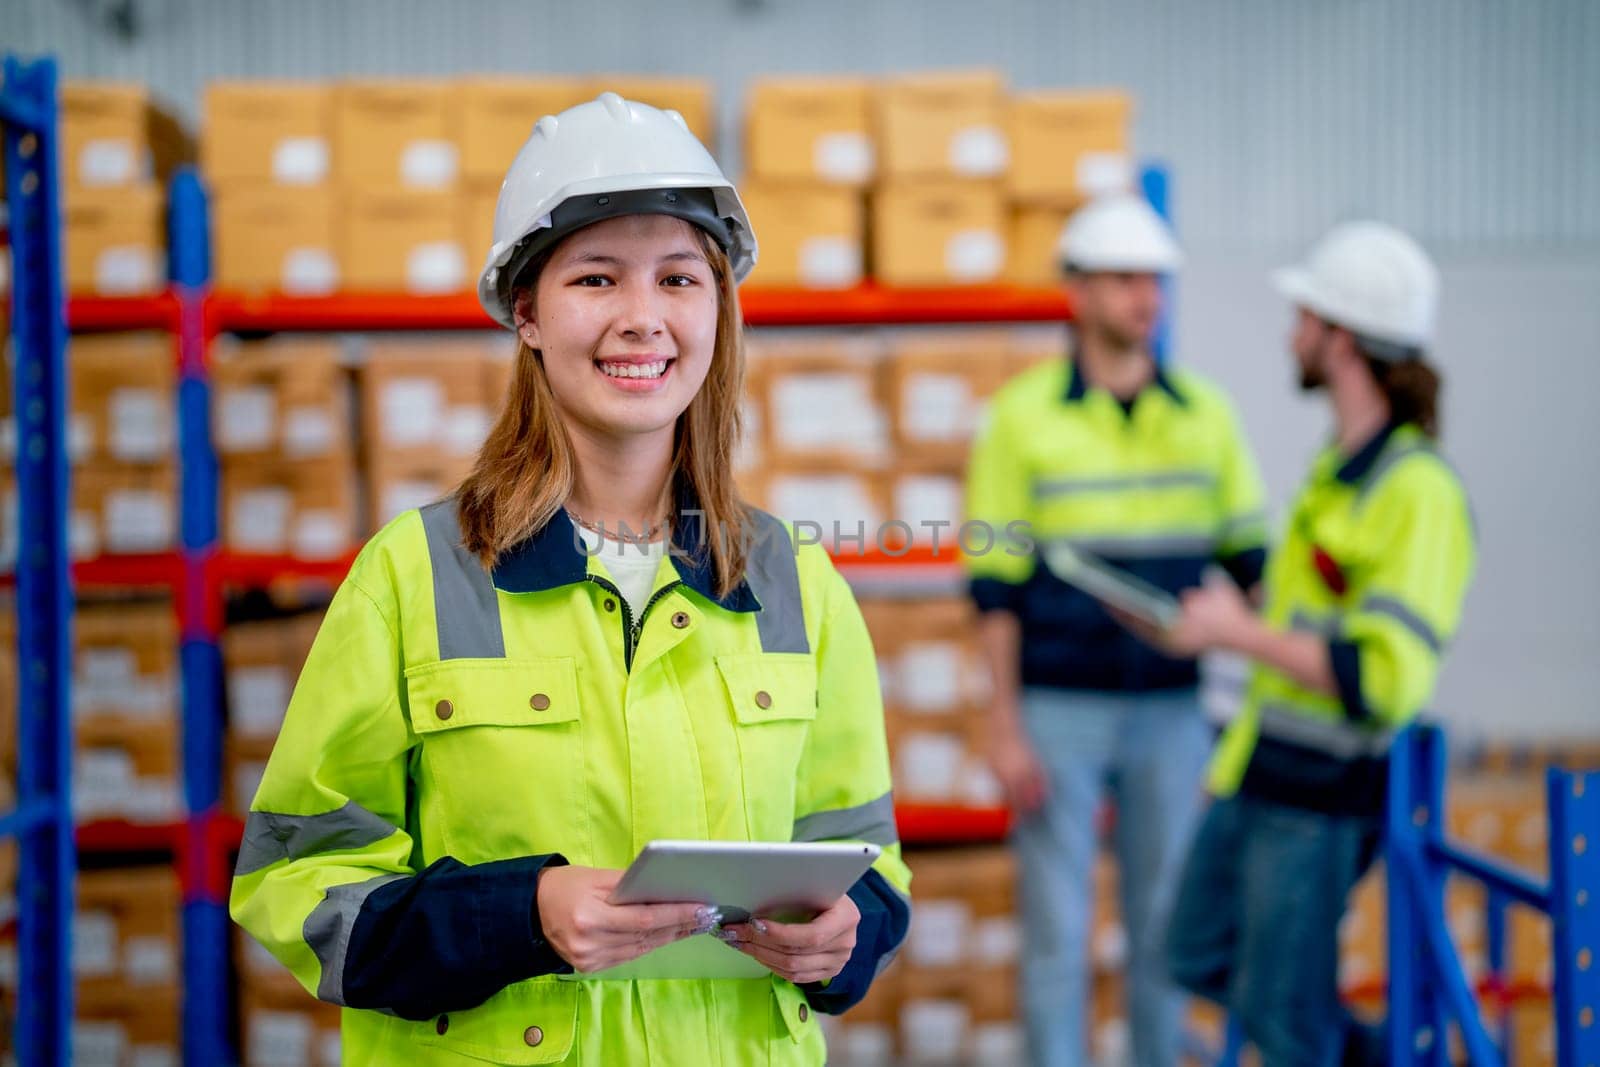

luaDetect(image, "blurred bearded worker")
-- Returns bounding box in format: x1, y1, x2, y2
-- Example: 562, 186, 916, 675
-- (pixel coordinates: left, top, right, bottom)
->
962, 192, 1269, 1067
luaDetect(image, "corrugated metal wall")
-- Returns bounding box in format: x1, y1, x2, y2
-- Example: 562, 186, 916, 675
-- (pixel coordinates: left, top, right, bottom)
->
7, 0, 1597, 253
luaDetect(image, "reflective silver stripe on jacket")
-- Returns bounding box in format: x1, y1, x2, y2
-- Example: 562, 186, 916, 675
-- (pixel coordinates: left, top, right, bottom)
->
234, 802, 401, 878
1359, 595, 1444, 655
1289, 610, 1340, 638
744, 511, 810, 654
1042, 533, 1219, 559
792, 791, 898, 847
421, 498, 505, 660
1258, 704, 1392, 760
1034, 468, 1218, 501
304, 873, 407, 1005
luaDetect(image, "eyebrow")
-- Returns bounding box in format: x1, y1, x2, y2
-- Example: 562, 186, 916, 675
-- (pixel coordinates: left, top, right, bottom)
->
565, 250, 708, 267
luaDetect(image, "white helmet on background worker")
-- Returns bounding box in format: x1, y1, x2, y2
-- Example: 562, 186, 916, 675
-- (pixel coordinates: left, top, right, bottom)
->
476, 92, 758, 330
1273, 221, 1438, 358
1057, 193, 1184, 274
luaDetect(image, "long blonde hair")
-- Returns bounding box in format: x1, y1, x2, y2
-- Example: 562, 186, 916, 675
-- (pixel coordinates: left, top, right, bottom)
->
456, 226, 754, 598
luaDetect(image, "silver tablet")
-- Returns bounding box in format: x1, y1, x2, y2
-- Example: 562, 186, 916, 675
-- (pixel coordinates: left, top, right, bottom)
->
568, 839, 881, 980
1041, 541, 1182, 630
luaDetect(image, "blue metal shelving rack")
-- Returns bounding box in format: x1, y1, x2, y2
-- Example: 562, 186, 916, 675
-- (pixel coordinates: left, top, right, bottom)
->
0, 54, 76, 1067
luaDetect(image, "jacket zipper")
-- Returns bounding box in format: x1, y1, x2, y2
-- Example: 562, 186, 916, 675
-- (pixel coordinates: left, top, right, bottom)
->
588, 575, 683, 672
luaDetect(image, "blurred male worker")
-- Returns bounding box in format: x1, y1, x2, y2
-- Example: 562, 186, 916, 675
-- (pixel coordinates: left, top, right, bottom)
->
963, 192, 1269, 1067
1149, 222, 1476, 1066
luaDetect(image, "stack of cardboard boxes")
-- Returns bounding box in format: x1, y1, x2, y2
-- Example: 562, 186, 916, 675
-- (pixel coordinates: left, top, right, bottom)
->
203, 77, 711, 296
72, 866, 183, 1065
59, 83, 191, 296
222, 612, 325, 818
236, 927, 343, 1066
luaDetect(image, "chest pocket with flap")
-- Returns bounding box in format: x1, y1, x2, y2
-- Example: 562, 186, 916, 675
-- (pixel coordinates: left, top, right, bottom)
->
715, 653, 818, 841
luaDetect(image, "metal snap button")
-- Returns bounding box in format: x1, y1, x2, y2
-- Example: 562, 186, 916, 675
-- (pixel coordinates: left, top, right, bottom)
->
603, 598, 617, 613
435, 1015, 449, 1035
671, 611, 690, 629
798, 1004, 809, 1023
754, 690, 772, 710
530, 693, 551, 712
434, 699, 454, 721
523, 1025, 544, 1047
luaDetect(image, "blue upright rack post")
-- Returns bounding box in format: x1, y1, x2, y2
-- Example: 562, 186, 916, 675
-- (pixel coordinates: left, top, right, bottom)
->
1139, 161, 1174, 365
1, 53, 75, 1067
169, 166, 234, 1066
1387, 723, 1599, 1067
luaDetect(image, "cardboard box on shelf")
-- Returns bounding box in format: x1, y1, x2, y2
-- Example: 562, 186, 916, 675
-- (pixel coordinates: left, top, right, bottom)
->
240, 983, 343, 1067
584, 77, 714, 148
333, 80, 460, 190
877, 71, 1008, 182
203, 82, 333, 188
884, 328, 1014, 468
68, 332, 175, 466
365, 454, 470, 533
872, 181, 1006, 288
341, 190, 467, 293
1007, 204, 1072, 287
458, 77, 589, 183
73, 602, 177, 729
63, 184, 166, 296
461, 181, 502, 283
221, 454, 360, 560
74, 983, 180, 1067
62, 82, 192, 191
739, 182, 864, 290
212, 185, 340, 295
226, 732, 277, 818
223, 613, 323, 743
211, 338, 350, 460
745, 78, 875, 186
898, 966, 973, 1066
74, 718, 180, 824
71, 464, 177, 559
75, 866, 180, 997
758, 339, 888, 467
761, 469, 890, 556
1008, 89, 1133, 206
359, 340, 496, 466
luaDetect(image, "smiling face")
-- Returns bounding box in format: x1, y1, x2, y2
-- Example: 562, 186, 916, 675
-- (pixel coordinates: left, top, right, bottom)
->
512, 214, 720, 444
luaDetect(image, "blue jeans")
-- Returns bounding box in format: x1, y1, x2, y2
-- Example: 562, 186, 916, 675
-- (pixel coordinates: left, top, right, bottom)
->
1013, 687, 1211, 1067
1165, 792, 1382, 1067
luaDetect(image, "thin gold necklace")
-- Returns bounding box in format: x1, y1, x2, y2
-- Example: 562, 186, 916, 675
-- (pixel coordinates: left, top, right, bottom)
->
565, 506, 672, 545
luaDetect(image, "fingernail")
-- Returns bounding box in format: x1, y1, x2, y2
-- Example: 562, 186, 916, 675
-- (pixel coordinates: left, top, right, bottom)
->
691, 918, 717, 936
716, 927, 740, 943
694, 905, 723, 926
753, 919, 769, 935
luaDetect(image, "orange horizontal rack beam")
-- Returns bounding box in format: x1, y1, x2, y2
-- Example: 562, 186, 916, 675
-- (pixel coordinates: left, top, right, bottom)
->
204, 284, 1071, 332
66, 294, 179, 331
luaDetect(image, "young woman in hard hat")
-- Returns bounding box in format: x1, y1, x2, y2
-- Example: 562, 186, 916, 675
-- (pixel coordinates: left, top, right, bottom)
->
1124, 223, 1476, 1066
230, 94, 911, 1066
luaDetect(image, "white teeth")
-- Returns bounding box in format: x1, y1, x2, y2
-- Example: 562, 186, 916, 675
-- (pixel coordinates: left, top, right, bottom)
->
599, 360, 668, 380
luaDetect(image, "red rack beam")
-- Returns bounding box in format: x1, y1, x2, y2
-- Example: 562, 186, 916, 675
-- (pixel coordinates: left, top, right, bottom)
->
76, 819, 183, 853
66, 294, 179, 332
895, 803, 1011, 845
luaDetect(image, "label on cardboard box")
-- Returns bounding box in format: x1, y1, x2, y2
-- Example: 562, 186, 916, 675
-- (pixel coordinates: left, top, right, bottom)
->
380, 379, 444, 446
73, 911, 119, 976
959, 758, 1005, 807
442, 405, 492, 456
948, 125, 1008, 176
907, 898, 971, 967
972, 1023, 1024, 1065
124, 934, 177, 985
217, 387, 276, 452
109, 388, 172, 461
78, 139, 139, 186
282, 248, 339, 296
282, 406, 339, 458
798, 237, 862, 289
230, 488, 292, 552
129, 776, 181, 822
96, 247, 161, 295
105, 489, 173, 552
273, 137, 330, 185
250, 1010, 313, 1067
230, 665, 293, 738
898, 642, 962, 712
903, 375, 974, 440
131, 1044, 179, 1067
814, 132, 873, 183
294, 510, 349, 560
318, 1032, 343, 1066
899, 999, 970, 1064
972, 915, 1021, 965
771, 375, 875, 451
234, 761, 268, 815
400, 140, 460, 188
69, 412, 95, 461
895, 731, 964, 800
838, 1025, 893, 1065
73, 1021, 127, 1067
945, 230, 1004, 282
70, 507, 101, 560
896, 474, 964, 532
406, 241, 467, 294
382, 481, 444, 525
81, 646, 138, 688
1076, 151, 1133, 197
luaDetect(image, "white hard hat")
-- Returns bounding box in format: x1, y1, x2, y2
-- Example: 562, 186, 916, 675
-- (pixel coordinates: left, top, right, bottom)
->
1057, 193, 1183, 274
476, 93, 757, 330
1273, 221, 1438, 355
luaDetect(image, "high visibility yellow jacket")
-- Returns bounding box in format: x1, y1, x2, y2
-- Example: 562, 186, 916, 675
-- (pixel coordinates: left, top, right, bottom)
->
1208, 422, 1477, 815
230, 498, 911, 1066
964, 354, 1269, 691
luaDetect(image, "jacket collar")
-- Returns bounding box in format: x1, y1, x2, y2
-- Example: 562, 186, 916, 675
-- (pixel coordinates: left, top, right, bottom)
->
1060, 330, 1185, 406
1333, 419, 1405, 485
490, 483, 761, 612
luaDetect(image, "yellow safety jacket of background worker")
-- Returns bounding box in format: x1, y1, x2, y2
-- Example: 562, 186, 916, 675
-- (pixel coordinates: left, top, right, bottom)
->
1208, 421, 1477, 814
230, 496, 912, 1066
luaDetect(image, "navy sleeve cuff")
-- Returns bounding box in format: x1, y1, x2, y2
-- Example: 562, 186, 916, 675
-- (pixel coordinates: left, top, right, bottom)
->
344, 852, 570, 1020
969, 576, 1022, 616
801, 868, 911, 1016
1328, 639, 1371, 722
1219, 547, 1268, 592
